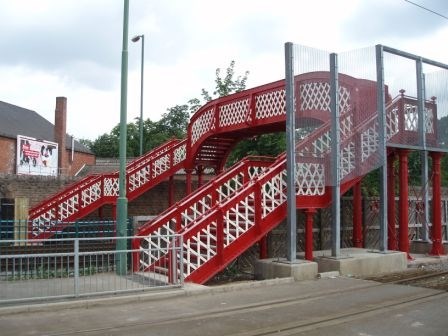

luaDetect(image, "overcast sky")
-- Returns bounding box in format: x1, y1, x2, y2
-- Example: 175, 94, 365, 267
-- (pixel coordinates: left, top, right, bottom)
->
1, 0, 447, 140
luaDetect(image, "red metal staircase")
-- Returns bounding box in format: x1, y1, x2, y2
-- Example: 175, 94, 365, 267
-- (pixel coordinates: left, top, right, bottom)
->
28, 139, 187, 239
131, 79, 438, 284
132, 104, 376, 283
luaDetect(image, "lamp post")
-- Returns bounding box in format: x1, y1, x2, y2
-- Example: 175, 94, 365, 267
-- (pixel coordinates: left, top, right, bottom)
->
116, 0, 129, 276
131, 34, 144, 156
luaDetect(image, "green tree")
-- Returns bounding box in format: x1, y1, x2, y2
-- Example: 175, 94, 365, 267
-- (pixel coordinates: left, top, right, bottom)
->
201, 60, 249, 103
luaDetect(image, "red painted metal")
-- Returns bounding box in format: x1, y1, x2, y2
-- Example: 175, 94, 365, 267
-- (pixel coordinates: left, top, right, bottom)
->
387, 153, 397, 250
28, 139, 186, 239
429, 152, 445, 256
259, 236, 268, 259
304, 209, 317, 261
398, 149, 411, 258
352, 182, 363, 248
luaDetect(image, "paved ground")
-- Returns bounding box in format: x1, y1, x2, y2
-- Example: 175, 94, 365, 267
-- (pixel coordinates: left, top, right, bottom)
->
1, 275, 448, 336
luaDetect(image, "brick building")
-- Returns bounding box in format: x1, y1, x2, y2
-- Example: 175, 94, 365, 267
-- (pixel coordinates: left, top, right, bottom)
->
0, 97, 94, 176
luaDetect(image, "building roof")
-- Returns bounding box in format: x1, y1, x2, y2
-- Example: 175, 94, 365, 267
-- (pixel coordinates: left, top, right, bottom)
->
0, 100, 91, 154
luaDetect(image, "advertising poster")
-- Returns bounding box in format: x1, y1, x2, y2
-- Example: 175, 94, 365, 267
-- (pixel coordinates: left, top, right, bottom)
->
16, 135, 59, 176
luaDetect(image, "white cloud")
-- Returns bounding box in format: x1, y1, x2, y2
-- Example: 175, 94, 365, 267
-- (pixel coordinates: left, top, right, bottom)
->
0, 0, 447, 140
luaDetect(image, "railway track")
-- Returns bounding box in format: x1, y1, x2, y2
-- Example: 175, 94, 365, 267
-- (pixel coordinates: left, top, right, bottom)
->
365, 269, 448, 291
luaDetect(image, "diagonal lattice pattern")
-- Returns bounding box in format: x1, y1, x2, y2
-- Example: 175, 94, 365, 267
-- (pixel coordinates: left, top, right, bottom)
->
182, 222, 217, 278
104, 177, 119, 197
296, 163, 325, 196
255, 89, 286, 120
191, 108, 215, 145
300, 82, 351, 112
219, 99, 251, 127
138, 224, 175, 271
224, 193, 255, 247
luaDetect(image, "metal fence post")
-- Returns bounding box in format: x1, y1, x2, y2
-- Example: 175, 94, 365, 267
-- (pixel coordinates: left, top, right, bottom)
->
416, 60, 430, 241
74, 238, 80, 297
285, 41, 297, 262
375, 44, 388, 252
330, 52, 341, 258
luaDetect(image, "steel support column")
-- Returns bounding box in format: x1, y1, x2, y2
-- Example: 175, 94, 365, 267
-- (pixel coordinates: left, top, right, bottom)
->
305, 209, 316, 261
376, 44, 388, 252
429, 152, 445, 256
387, 153, 397, 250
416, 58, 430, 242
285, 42, 297, 262
398, 149, 411, 258
330, 52, 341, 258
352, 182, 363, 248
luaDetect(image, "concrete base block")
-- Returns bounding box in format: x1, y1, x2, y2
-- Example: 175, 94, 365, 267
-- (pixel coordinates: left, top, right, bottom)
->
255, 258, 318, 281
315, 248, 407, 277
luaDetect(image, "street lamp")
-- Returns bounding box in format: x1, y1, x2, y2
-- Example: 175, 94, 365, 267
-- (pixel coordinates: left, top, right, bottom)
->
131, 34, 145, 156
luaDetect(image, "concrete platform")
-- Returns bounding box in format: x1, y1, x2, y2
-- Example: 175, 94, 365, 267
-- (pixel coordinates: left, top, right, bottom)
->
313, 248, 408, 277
254, 258, 318, 281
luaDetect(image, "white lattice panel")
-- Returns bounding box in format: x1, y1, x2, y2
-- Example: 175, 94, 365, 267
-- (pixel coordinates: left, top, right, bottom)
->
138, 224, 175, 270
312, 131, 331, 157
262, 171, 287, 218
181, 195, 213, 228
386, 107, 399, 139
300, 83, 350, 113
340, 114, 353, 140
255, 89, 286, 120
152, 154, 170, 178
248, 165, 269, 179
58, 194, 79, 220
404, 104, 418, 131
81, 182, 102, 207
104, 177, 119, 196
182, 222, 217, 278
31, 209, 57, 236
340, 142, 355, 179
425, 107, 434, 134
296, 163, 325, 196
129, 167, 150, 192
361, 122, 379, 162
219, 99, 250, 127
224, 193, 255, 247
191, 108, 215, 145
173, 143, 187, 165
217, 173, 244, 202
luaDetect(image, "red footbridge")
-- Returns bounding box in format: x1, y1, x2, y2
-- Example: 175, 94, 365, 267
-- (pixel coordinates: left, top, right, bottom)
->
27, 72, 442, 284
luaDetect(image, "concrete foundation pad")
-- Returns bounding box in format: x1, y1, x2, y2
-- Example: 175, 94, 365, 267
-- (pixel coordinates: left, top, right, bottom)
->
255, 258, 318, 281
314, 248, 407, 277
